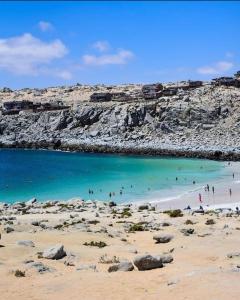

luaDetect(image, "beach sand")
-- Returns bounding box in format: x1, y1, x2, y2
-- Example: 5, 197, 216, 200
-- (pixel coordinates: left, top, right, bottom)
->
1, 197, 240, 300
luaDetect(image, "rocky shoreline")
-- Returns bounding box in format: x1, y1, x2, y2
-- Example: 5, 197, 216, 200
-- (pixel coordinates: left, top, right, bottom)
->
1, 83, 240, 161
1, 140, 239, 161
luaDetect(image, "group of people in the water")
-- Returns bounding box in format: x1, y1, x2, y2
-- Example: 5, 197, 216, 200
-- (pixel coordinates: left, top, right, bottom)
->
88, 185, 135, 198
86, 167, 237, 203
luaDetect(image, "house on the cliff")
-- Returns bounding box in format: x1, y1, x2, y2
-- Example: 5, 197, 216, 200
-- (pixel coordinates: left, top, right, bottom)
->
211, 77, 240, 87
161, 87, 178, 96
142, 83, 163, 100
90, 92, 112, 102
1, 100, 70, 115
2, 100, 34, 114
188, 80, 203, 88
110, 92, 130, 101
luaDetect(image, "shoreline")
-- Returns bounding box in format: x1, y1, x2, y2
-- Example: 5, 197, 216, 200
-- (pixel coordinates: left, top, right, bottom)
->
1, 140, 240, 161
1, 147, 240, 210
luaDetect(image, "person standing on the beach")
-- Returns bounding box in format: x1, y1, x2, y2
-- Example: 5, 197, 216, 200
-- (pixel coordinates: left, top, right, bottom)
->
233, 173, 235, 179
207, 184, 209, 192
212, 186, 215, 194
229, 188, 232, 197
236, 207, 239, 215
198, 193, 202, 203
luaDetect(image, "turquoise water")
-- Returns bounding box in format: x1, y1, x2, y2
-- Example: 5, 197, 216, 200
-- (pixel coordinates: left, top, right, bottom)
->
0, 149, 228, 204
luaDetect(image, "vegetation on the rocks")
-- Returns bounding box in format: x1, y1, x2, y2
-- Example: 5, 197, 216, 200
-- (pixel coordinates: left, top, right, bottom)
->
185, 219, 195, 225
205, 219, 216, 225
99, 254, 120, 264
14, 269, 25, 277
163, 209, 183, 218
42, 203, 55, 209
83, 241, 107, 248
129, 223, 145, 232
120, 208, 132, 218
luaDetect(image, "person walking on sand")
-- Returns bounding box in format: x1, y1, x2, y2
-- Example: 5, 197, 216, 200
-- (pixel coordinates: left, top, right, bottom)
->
207, 184, 209, 192
229, 188, 232, 197
212, 186, 215, 194
198, 193, 202, 203
236, 207, 239, 216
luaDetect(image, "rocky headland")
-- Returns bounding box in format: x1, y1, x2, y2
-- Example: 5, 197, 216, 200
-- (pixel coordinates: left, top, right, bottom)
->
1, 80, 240, 160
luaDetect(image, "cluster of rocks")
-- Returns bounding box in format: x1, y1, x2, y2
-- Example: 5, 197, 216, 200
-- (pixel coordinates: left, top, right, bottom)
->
2, 197, 240, 280
1, 82, 240, 159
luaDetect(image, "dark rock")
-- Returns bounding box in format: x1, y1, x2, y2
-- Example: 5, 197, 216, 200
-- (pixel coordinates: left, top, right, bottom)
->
153, 234, 174, 243
108, 261, 134, 272
133, 254, 163, 271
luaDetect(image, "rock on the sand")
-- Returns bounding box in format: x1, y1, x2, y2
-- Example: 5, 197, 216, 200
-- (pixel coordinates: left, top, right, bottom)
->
4, 226, 14, 233
25, 198, 37, 206
27, 261, 52, 274
76, 264, 97, 272
159, 254, 174, 264
108, 261, 134, 272
227, 252, 240, 258
153, 234, 174, 243
17, 240, 35, 247
42, 244, 66, 260
133, 254, 163, 271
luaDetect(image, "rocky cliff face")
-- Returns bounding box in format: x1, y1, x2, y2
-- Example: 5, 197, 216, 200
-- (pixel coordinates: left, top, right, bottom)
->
1, 84, 240, 160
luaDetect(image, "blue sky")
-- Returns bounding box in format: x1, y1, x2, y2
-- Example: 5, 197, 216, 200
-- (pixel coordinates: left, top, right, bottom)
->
0, 1, 239, 88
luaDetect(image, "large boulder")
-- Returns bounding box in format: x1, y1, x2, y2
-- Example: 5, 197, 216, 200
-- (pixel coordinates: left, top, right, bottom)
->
108, 261, 134, 272
42, 244, 66, 260
133, 254, 163, 271
153, 234, 174, 243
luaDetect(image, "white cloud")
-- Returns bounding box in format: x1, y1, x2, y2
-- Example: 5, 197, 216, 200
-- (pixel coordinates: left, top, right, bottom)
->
82, 49, 134, 66
0, 33, 68, 75
38, 21, 54, 32
197, 61, 233, 75
93, 40, 110, 52
56, 70, 72, 80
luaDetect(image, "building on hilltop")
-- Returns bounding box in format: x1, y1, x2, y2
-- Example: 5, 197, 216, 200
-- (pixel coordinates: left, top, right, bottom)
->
188, 80, 203, 88
211, 77, 240, 87
1, 100, 70, 115
142, 83, 163, 100
90, 92, 112, 102
2, 100, 34, 114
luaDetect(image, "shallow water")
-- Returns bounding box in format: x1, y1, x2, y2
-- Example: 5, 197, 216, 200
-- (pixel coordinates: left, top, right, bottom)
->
0, 149, 229, 204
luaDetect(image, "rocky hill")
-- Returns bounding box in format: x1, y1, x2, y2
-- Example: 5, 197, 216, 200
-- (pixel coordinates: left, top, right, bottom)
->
1, 81, 240, 160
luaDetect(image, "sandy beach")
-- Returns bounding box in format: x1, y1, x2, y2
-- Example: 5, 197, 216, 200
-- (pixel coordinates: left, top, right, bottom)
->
1, 194, 240, 300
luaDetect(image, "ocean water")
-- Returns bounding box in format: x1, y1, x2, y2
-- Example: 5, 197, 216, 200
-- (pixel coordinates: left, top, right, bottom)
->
0, 149, 229, 204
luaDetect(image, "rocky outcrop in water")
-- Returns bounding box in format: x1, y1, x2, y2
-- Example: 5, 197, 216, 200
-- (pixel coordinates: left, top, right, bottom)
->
1, 82, 240, 160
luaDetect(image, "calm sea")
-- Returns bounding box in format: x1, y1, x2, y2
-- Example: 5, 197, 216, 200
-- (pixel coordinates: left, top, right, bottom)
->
0, 149, 228, 204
